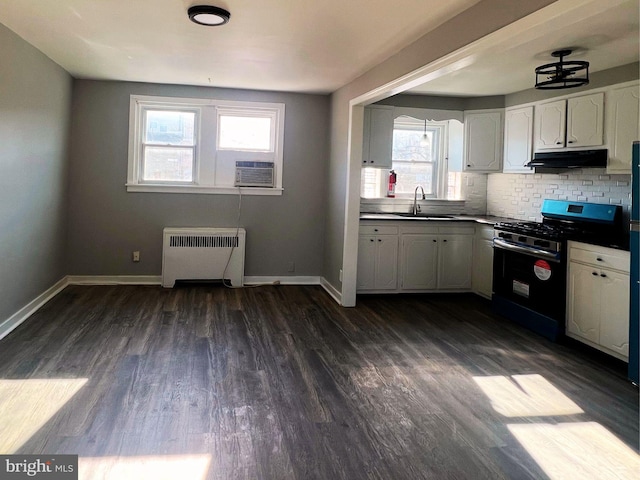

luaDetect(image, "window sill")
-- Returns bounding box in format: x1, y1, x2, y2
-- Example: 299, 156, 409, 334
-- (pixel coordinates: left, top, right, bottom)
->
126, 184, 283, 195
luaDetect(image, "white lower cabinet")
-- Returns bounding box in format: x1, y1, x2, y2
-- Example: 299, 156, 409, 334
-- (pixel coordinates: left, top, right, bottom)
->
401, 235, 438, 290
566, 241, 630, 361
472, 225, 494, 299
438, 234, 474, 289
357, 227, 398, 291
358, 222, 474, 293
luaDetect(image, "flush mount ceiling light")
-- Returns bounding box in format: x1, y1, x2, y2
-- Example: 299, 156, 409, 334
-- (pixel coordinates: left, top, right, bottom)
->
535, 49, 589, 90
188, 5, 230, 26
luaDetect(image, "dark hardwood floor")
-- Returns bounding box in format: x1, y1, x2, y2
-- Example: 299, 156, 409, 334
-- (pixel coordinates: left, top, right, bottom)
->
0, 285, 637, 479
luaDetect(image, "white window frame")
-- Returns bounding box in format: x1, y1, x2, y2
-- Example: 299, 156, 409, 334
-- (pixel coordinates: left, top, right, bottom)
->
127, 95, 285, 195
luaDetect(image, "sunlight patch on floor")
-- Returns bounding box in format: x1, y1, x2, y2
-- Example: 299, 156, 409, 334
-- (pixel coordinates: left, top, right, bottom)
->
78, 455, 212, 480
0, 378, 88, 453
508, 422, 640, 480
473, 374, 584, 417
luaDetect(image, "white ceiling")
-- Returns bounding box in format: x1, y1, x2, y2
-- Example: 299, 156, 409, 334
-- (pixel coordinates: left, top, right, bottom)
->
2, 1, 637, 97
0, 0, 483, 94
407, 0, 640, 96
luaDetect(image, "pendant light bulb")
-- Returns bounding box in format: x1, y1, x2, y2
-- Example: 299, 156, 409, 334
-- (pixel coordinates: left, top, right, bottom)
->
420, 119, 429, 147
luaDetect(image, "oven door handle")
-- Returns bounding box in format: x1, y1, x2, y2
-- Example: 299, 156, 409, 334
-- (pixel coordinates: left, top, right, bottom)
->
493, 238, 561, 263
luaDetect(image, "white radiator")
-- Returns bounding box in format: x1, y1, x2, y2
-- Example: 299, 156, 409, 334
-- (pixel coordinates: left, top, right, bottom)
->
162, 227, 246, 288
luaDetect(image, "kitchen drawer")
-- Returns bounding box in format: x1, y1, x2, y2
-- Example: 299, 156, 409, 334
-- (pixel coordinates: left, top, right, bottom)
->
568, 241, 630, 273
360, 225, 398, 235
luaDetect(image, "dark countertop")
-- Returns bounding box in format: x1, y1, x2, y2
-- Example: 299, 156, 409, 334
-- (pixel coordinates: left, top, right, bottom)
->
359, 213, 515, 225
359, 213, 630, 251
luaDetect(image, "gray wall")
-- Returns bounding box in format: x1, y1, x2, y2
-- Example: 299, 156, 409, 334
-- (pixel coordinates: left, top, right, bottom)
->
66, 80, 329, 277
0, 24, 72, 322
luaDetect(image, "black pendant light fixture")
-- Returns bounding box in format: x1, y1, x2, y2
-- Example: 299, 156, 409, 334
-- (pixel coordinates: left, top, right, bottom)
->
188, 5, 231, 26
535, 49, 589, 90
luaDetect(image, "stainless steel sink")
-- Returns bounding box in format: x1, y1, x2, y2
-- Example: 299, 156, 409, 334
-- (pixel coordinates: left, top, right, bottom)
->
394, 213, 455, 219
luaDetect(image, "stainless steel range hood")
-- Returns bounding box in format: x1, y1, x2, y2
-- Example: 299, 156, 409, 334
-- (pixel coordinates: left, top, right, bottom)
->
525, 149, 607, 170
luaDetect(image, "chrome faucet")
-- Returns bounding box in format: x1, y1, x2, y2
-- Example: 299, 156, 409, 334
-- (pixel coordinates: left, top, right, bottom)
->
413, 185, 425, 215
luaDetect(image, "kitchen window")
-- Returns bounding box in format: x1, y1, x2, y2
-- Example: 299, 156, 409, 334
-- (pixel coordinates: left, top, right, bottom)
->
361, 117, 460, 199
127, 95, 285, 195
391, 118, 445, 197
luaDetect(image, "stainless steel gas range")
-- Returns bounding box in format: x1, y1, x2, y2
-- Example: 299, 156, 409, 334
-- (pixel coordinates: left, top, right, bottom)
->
492, 199, 626, 341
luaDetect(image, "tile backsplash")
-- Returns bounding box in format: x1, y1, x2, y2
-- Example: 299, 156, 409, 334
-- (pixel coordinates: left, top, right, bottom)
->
487, 169, 632, 222
461, 173, 488, 215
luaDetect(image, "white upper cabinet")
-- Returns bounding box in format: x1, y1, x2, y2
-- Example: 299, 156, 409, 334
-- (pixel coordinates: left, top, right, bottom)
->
362, 105, 394, 168
463, 110, 503, 172
503, 106, 534, 173
566, 92, 604, 147
534, 92, 604, 151
535, 99, 566, 149
606, 83, 640, 174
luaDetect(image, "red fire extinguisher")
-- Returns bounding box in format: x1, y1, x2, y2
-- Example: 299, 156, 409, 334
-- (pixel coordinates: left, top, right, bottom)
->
387, 170, 397, 198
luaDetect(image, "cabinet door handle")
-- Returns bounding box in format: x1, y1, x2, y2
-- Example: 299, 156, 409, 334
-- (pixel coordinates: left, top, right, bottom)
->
433, 239, 437, 242
443, 239, 447, 242
556, 141, 562, 144
374, 228, 378, 232
600, 273, 607, 278
592, 271, 598, 276
596, 257, 603, 262
378, 239, 382, 242
370, 239, 374, 242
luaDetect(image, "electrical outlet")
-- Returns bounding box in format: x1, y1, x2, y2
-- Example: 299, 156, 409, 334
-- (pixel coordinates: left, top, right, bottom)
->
132, 251, 140, 262
339, 269, 343, 282
287, 261, 295, 273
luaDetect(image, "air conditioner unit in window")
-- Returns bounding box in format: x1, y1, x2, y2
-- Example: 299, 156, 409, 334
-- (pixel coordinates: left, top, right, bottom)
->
234, 161, 274, 187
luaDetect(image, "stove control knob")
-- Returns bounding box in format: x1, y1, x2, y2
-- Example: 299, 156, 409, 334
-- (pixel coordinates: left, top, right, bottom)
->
534, 240, 550, 248
518, 236, 527, 242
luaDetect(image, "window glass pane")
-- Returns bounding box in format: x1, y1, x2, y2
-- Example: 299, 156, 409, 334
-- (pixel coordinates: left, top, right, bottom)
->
143, 147, 193, 182
219, 115, 272, 151
393, 161, 435, 195
391, 123, 439, 195
392, 129, 433, 162
145, 110, 195, 145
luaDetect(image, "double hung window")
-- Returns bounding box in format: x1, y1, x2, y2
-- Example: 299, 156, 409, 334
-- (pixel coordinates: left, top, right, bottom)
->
127, 95, 285, 195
